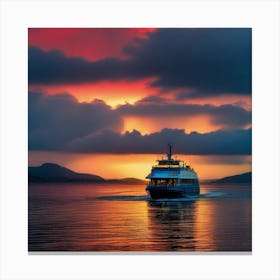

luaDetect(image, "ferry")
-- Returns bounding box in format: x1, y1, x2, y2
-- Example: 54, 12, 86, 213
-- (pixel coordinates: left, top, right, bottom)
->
145, 145, 200, 199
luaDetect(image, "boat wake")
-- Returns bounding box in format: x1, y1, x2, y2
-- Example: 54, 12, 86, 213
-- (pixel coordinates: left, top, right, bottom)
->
96, 195, 195, 202
92, 195, 196, 202
95, 195, 150, 201
93, 191, 229, 202
199, 191, 228, 198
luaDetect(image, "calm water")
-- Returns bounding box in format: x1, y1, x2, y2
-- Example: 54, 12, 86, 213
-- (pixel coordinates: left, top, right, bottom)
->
28, 183, 251, 252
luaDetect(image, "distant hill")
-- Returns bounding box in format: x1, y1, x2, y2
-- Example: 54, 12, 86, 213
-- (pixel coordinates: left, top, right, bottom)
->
211, 172, 252, 184
29, 163, 105, 182
28, 163, 145, 184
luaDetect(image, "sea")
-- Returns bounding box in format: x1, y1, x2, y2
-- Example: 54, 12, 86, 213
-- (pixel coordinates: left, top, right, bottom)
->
28, 182, 251, 252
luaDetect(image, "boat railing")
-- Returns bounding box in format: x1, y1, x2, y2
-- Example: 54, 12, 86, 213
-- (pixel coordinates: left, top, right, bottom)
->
147, 182, 177, 187
152, 165, 182, 168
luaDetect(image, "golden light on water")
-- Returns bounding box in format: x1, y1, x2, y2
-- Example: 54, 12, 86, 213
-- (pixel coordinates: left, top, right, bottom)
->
194, 199, 217, 250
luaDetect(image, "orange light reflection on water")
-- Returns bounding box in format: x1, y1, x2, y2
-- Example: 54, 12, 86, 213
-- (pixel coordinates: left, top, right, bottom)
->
29, 183, 251, 251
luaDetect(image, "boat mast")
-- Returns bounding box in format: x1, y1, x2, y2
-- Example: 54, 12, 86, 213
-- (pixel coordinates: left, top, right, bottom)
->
167, 144, 172, 160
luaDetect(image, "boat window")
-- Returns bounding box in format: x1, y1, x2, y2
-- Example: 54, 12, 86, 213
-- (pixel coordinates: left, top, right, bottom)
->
150, 179, 178, 186
180, 179, 195, 184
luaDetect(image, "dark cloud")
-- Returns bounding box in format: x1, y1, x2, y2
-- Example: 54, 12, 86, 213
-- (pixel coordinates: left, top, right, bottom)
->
29, 92, 251, 154
28, 47, 129, 84
28, 92, 123, 150
175, 90, 247, 100
125, 28, 252, 95
29, 28, 251, 96
133, 28, 251, 94
66, 128, 252, 155
117, 101, 251, 129
135, 95, 168, 104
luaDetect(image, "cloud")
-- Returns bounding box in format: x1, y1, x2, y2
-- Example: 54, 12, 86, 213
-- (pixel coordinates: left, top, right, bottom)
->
28, 47, 129, 84
28, 92, 123, 150
29, 28, 251, 97
125, 28, 252, 95
66, 128, 252, 155
135, 95, 168, 104
117, 101, 251, 129
29, 92, 251, 154
29, 28, 157, 61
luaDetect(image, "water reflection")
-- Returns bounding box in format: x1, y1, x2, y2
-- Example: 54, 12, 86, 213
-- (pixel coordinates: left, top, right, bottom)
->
147, 201, 197, 251
194, 198, 252, 251
147, 195, 251, 252
29, 183, 251, 252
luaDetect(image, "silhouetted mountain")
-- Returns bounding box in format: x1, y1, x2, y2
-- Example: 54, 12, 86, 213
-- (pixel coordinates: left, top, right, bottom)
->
28, 163, 105, 182
28, 163, 146, 184
211, 172, 252, 184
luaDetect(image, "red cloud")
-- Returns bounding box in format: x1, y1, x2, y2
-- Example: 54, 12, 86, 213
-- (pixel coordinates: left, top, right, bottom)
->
28, 28, 157, 61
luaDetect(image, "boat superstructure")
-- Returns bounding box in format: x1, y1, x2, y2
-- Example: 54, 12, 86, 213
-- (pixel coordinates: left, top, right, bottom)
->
145, 145, 200, 199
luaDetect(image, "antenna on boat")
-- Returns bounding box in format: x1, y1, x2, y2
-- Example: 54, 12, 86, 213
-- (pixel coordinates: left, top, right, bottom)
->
167, 143, 172, 160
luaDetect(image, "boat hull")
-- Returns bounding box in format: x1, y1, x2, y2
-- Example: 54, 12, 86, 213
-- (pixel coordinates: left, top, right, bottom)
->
146, 185, 200, 199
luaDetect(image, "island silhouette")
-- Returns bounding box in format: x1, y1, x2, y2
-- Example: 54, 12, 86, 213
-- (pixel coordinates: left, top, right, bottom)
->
28, 163, 146, 184
29, 162, 251, 184
211, 172, 252, 184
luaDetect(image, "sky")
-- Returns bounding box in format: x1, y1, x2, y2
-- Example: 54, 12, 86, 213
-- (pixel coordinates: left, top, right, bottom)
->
28, 28, 252, 179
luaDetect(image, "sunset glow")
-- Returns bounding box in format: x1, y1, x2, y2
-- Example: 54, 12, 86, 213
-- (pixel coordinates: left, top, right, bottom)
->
28, 28, 252, 179
27, 27, 253, 255
29, 79, 156, 106
122, 115, 224, 134
29, 28, 157, 61
29, 151, 251, 180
